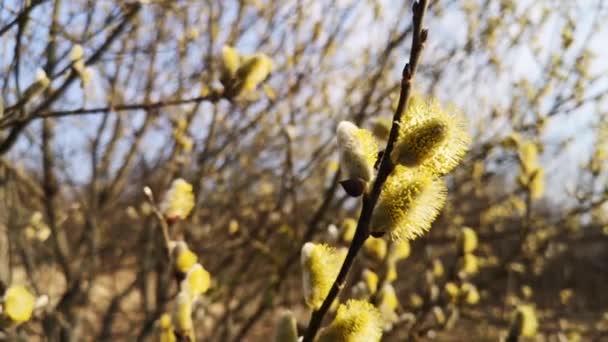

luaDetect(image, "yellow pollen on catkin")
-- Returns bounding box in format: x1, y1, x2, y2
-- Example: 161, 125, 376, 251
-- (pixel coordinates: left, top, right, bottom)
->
336, 121, 379, 182
2, 285, 36, 324
392, 98, 470, 175
316, 300, 383, 342
301, 243, 346, 310
370, 167, 446, 241
161, 179, 195, 220
393, 119, 447, 167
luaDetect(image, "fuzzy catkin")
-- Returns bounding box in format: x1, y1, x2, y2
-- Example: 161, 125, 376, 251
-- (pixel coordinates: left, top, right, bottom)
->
370, 167, 446, 241
316, 300, 383, 342
336, 121, 378, 182
301, 243, 346, 310
391, 98, 470, 175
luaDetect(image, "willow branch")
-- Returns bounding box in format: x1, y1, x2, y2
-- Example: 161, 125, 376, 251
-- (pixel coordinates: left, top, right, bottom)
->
302, 1, 429, 341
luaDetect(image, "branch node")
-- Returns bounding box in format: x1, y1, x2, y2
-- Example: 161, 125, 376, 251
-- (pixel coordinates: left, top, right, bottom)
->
420, 28, 428, 43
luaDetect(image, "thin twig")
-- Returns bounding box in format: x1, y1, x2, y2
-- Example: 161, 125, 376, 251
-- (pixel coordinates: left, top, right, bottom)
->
143, 187, 172, 256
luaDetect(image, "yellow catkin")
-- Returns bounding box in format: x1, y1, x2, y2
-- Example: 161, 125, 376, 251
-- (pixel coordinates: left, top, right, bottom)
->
181, 263, 211, 299
529, 168, 545, 199
386, 262, 398, 282
433, 259, 445, 278
370, 116, 392, 141
378, 284, 399, 325
460, 227, 478, 253
70, 45, 84, 62
362, 269, 379, 295
390, 240, 411, 261
336, 121, 379, 182
161, 178, 195, 220
370, 167, 446, 241
444, 282, 460, 300
301, 243, 346, 310
461, 282, 480, 305
23, 69, 50, 100
512, 305, 539, 337
274, 311, 298, 342
460, 253, 479, 275
2, 285, 36, 324
159, 313, 176, 342
392, 98, 470, 175
222, 45, 240, 77
409, 293, 424, 308
237, 53, 273, 92
173, 243, 198, 274
316, 300, 383, 342
518, 142, 539, 175
341, 218, 357, 243
364, 237, 387, 261
432, 306, 446, 325
173, 292, 194, 341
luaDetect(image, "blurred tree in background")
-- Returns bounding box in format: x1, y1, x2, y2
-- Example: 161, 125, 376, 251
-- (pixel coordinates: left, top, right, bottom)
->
1, 0, 608, 340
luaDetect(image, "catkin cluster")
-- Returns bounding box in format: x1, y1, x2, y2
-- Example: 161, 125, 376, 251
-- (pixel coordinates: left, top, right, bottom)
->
370, 97, 470, 240
220, 45, 273, 97
155, 179, 212, 341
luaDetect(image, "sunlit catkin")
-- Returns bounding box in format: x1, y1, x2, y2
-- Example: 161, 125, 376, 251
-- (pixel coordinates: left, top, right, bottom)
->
274, 311, 298, 342
222, 45, 240, 78
336, 121, 379, 183
390, 240, 411, 262
370, 167, 446, 241
378, 284, 399, 326
341, 218, 357, 243
362, 269, 379, 295
173, 291, 195, 341
511, 305, 539, 338
363, 237, 387, 261
172, 242, 198, 274
22, 69, 50, 100
237, 53, 273, 92
392, 98, 470, 175
460, 253, 479, 275
1, 285, 36, 324
301, 243, 346, 310
158, 313, 176, 342
461, 282, 480, 305
460, 227, 478, 254
529, 168, 545, 200
161, 178, 195, 221
316, 300, 383, 342
181, 263, 211, 300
